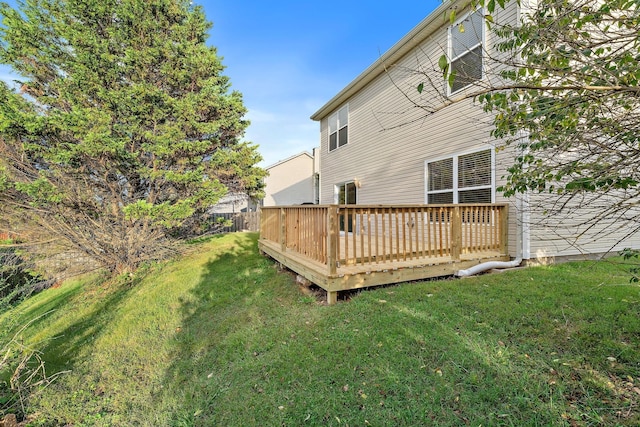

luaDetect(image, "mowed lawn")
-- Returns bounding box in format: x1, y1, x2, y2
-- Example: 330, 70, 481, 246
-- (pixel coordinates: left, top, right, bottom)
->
0, 233, 638, 426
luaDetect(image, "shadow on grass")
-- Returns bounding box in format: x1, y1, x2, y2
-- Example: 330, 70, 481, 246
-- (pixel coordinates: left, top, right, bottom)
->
12, 275, 141, 374
158, 253, 640, 426
0, 281, 83, 337
159, 232, 287, 424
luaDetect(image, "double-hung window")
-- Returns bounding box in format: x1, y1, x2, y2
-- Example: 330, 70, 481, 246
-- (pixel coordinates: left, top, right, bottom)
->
426, 149, 493, 204
328, 105, 348, 151
449, 9, 484, 94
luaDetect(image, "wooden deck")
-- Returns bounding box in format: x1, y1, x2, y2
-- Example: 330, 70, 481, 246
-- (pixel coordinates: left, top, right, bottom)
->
259, 204, 510, 304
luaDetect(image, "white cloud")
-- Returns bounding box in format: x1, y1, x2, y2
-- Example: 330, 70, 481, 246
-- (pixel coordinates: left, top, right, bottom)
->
236, 60, 326, 166
245, 108, 278, 123
245, 114, 318, 167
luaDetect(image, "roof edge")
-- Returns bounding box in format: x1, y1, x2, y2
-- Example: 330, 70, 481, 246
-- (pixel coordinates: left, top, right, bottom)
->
310, 0, 469, 121
265, 151, 314, 170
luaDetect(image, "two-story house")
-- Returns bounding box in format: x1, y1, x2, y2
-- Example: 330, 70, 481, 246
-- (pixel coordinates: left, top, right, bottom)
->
310, 0, 638, 266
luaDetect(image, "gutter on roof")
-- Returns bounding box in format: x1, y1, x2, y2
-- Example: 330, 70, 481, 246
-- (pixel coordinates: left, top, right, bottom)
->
310, 0, 469, 122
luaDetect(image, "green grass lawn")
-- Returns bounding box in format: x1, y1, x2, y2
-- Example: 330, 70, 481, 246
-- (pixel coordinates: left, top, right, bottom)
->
1, 232, 639, 426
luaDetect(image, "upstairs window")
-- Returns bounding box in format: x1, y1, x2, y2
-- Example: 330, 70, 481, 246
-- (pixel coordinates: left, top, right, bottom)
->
426, 149, 493, 204
329, 105, 348, 151
449, 9, 484, 94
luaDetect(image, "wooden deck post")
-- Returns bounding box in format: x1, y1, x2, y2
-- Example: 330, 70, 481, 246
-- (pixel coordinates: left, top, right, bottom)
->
499, 204, 509, 255
327, 291, 338, 305
279, 207, 286, 252
327, 205, 338, 275
451, 206, 462, 261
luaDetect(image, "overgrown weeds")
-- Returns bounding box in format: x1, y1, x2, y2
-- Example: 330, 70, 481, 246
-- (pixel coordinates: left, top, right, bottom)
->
0, 312, 69, 421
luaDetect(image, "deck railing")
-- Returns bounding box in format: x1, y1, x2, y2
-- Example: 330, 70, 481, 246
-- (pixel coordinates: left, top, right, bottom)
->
260, 204, 509, 274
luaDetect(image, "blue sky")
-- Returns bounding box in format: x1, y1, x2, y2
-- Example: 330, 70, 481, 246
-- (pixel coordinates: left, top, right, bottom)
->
0, 0, 443, 166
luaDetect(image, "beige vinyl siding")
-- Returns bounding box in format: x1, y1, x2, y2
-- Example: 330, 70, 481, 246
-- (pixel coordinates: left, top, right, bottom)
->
526, 191, 639, 258
264, 153, 315, 206
318, 1, 519, 251
319, 2, 515, 206
317, 0, 638, 259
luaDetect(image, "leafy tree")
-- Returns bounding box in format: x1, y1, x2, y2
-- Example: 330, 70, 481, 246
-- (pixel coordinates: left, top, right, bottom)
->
473, 0, 640, 202
409, 0, 640, 251
480, 0, 640, 253
0, 0, 265, 275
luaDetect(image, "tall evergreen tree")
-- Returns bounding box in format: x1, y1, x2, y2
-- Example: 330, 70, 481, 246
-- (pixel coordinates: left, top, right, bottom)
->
0, 0, 265, 275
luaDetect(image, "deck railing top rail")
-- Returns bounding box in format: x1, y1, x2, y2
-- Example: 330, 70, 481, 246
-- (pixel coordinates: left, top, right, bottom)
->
261, 203, 508, 210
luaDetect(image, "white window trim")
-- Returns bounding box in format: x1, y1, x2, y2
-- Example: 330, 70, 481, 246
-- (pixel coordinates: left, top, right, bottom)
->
328, 104, 349, 152
424, 148, 495, 204
447, 8, 484, 96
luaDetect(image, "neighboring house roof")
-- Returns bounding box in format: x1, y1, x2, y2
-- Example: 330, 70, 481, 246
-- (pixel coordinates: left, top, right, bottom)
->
262, 150, 317, 207
265, 151, 314, 171
310, 0, 469, 121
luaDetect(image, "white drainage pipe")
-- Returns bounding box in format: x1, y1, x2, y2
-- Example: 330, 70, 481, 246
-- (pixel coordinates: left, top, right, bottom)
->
455, 258, 522, 277
456, 185, 529, 277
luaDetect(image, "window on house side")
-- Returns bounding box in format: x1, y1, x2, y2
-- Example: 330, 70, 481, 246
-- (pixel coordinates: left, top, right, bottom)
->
426, 149, 492, 204
314, 173, 320, 204
449, 9, 483, 94
336, 181, 356, 232
427, 158, 454, 204
337, 181, 356, 205
329, 105, 348, 151
458, 150, 492, 203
